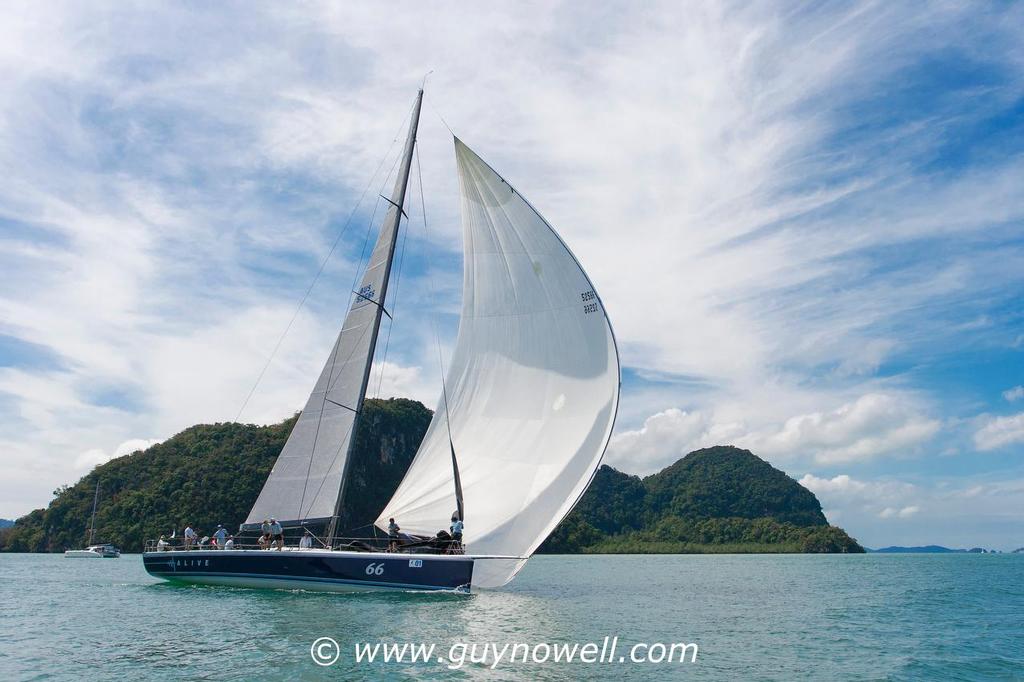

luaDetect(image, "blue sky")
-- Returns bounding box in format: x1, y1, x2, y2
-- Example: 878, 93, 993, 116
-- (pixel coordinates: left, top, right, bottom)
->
0, 2, 1022, 549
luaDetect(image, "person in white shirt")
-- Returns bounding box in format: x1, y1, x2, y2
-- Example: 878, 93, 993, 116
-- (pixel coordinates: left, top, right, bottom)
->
157, 535, 169, 551
224, 535, 235, 549
183, 525, 196, 550
299, 531, 313, 549
213, 525, 228, 549
450, 515, 464, 553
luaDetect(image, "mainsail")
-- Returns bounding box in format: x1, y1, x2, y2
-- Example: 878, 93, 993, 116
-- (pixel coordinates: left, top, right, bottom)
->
244, 90, 423, 531
377, 139, 620, 587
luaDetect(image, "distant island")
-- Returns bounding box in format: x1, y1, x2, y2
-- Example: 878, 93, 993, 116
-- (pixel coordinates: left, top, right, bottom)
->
0, 398, 863, 554
869, 546, 1001, 554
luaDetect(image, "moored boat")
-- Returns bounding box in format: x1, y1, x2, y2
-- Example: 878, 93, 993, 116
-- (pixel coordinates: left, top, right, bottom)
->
66, 544, 120, 559
66, 481, 120, 558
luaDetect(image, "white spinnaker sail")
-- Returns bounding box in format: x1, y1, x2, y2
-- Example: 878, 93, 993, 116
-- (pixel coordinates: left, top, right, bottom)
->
377, 139, 619, 587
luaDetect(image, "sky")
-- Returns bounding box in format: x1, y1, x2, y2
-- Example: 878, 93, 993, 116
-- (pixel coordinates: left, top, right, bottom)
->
1, 1, 1022, 550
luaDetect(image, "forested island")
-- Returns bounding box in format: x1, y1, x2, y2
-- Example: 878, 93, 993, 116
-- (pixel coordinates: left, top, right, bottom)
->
0, 398, 863, 554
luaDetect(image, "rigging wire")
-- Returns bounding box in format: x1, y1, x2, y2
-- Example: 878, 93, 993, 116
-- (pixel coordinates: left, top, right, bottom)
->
413, 145, 452, 432
296, 142, 410, 521
297, 145, 408, 521
427, 95, 455, 137
414, 140, 464, 521
233, 108, 412, 423
296, 97, 420, 526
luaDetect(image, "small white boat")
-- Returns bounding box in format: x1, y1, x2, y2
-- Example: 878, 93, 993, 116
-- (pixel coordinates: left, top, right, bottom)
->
65, 544, 121, 558
65, 480, 120, 558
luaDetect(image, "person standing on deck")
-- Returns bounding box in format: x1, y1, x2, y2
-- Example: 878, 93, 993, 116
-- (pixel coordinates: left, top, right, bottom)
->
450, 515, 464, 553
387, 518, 401, 552
269, 518, 284, 550
183, 525, 196, 550
259, 518, 271, 549
213, 524, 228, 549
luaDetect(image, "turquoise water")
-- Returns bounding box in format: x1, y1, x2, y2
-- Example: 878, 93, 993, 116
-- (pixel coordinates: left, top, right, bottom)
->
1, 553, 1021, 680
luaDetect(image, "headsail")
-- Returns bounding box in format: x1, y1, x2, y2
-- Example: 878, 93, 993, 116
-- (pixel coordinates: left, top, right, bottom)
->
245, 90, 423, 531
376, 139, 620, 587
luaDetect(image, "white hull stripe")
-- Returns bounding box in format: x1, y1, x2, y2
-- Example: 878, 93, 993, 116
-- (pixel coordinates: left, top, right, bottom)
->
150, 570, 466, 592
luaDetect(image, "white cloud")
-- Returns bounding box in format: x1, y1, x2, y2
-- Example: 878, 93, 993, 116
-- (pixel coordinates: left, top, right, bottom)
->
742, 394, 940, 465
605, 408, 713, 473
0, 2, 1022, 522
606, 393, 938, 473
800, 472, 1024, 549
368, 361, 434, 406
1003, 386, 1024, 402
799, 473, 917, 511
73, 438, 161, 470
798, 473, 867, 496
878, 505, 919, 519
973, 413, 1024, 451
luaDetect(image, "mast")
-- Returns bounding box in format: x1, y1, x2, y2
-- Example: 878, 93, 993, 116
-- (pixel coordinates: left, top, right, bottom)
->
88, 480, 99, 546
325, 89, 424, 544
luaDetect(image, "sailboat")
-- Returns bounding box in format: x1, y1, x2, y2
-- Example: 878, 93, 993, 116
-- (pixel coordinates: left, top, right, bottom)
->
142, 88, 619, 591
65, 480, 121, 558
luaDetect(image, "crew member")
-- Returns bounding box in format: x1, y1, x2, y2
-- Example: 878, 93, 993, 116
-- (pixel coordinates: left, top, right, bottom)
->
450, 514, 464, 553
213, 524, 228, 549
269, 518, 284, 550
260, 518, 272, 549
387, 518, 401, 552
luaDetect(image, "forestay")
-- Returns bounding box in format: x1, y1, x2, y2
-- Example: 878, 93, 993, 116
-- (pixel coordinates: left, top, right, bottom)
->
376, 139, 620, 587
245, 91, 423, 530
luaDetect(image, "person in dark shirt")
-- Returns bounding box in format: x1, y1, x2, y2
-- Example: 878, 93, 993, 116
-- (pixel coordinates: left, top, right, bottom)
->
387, 518, 401, 552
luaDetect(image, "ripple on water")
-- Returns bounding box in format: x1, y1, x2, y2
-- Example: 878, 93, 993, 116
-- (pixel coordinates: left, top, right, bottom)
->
0, 553, 1021, 680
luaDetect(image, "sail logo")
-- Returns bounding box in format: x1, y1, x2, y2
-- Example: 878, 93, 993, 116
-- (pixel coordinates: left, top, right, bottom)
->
354, 284, 376, 308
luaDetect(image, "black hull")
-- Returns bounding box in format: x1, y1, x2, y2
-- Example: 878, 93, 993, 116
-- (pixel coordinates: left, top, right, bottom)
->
143, 549, 474, 592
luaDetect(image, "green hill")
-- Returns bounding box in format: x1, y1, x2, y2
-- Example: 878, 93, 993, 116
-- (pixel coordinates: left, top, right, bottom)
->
0, 398, 430, 553
539, 447, 863, 554
1, 405, 863, 554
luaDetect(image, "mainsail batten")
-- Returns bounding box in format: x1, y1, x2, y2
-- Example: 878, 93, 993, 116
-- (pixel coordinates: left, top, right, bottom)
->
376, 139, 620, 587
244, 90, 424, 531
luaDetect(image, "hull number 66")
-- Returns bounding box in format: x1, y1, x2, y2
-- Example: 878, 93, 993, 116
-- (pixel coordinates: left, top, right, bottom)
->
365, 562, 385, 576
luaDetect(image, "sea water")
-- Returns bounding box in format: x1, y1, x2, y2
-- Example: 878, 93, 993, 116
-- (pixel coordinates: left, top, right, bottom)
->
0, 553, 1020, 680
